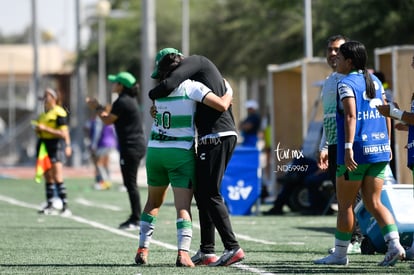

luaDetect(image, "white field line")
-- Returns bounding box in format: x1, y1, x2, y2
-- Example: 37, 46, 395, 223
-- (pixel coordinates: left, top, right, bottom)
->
74, 197, 122, 211
0, 194, 174, 249
0, 194, 277, 275
192, 223, 304, 246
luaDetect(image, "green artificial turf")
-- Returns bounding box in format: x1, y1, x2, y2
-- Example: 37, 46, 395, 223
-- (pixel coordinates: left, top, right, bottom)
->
0, 177, 412, 274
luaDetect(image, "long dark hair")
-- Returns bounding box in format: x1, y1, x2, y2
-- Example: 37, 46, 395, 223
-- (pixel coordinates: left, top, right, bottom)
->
157, 53, 184, 80
339, 41, 375, 98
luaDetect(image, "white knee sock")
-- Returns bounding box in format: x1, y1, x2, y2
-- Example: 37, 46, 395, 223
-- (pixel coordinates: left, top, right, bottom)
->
177, 218, 192, 251
334, 238, 350, 258
139, 220, 155, 248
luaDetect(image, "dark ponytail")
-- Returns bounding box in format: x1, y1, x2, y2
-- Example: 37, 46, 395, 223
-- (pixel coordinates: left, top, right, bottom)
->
340, 41, 375, 98
364, 70, 375, 99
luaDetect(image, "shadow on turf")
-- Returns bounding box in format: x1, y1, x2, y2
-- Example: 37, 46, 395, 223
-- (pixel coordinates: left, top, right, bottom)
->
253, 261, 408, 274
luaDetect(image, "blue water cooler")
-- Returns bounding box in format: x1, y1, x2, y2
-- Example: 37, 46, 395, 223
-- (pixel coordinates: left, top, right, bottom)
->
221, 146, 261, 215
355, 184, 414, 254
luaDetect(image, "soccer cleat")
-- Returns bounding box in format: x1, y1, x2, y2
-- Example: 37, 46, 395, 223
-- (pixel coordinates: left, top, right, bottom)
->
60, 208, 72, 217
313, 254, 349, 265
135, 247, 148, 265
93, 181, 111, 190
328, 242, 361, 255
347, 242, 361, 254
119, 219, 139, 230
103, 181, 112, 189
208, 248, 245, 266
191, 250, 219, 265
378, 245, 405, 266
38, 205, 58, 215
176, 250, 195, 267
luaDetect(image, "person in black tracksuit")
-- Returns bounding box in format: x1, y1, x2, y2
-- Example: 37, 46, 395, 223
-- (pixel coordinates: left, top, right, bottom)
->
149, 49, 245, 266
86, 71, 146, 230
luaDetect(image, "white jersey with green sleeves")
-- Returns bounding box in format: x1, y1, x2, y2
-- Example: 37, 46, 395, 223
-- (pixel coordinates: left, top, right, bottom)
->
320, 72, 345, 147
148, 79, 211, 150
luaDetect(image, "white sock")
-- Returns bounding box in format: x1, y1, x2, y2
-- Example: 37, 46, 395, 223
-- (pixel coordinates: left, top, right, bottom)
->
334, 238, 350, 258
139, 220, 155, 248
384, 231, 400, 249
177, 218, 192, 251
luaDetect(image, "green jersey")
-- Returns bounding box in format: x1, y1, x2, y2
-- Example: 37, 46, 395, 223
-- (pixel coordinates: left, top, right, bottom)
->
319, 72, 345, 151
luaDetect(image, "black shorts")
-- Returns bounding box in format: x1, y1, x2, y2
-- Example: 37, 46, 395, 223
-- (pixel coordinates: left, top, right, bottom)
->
37, 139, 65, 163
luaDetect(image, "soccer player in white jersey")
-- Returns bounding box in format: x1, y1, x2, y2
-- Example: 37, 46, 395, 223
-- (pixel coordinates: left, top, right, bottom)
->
135, 50, 233, 267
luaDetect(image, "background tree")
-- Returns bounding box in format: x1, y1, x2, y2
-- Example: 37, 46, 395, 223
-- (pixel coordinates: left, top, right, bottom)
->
190, 0, 304, 78
82, 0, 414, 84
312, 0, 414, 67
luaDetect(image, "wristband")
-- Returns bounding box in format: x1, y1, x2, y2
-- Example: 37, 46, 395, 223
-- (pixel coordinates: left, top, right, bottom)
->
389, 102, 404, 120
344, 142, 353, 149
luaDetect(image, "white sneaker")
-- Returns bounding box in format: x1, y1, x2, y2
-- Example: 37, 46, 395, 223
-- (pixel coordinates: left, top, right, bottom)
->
314, 254, 349, 265
378, 245, 405, 266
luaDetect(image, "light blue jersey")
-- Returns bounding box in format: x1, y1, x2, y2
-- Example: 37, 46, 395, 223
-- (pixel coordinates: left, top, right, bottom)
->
336, 72, 390, 165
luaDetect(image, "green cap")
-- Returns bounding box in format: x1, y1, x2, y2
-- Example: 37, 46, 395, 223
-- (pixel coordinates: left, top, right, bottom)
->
107, 72, 136, 88
151, 48, 182, 79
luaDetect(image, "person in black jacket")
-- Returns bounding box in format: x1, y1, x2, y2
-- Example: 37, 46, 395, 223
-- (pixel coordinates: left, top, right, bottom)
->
149, 48, 245, 266
86, 71, 146, 230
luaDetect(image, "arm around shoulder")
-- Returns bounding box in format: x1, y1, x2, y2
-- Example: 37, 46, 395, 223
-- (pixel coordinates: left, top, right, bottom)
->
201, 79, 233, 112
